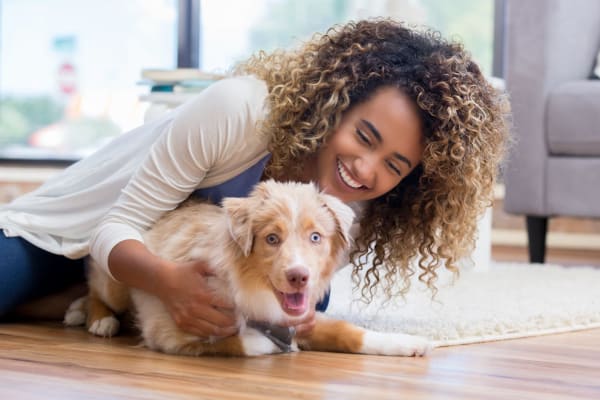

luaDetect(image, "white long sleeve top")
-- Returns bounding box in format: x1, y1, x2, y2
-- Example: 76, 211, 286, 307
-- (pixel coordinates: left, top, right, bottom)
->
0, 75, 270, 277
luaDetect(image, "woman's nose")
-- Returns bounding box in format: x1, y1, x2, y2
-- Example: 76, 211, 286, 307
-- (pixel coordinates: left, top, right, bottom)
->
353, 157, 376, 188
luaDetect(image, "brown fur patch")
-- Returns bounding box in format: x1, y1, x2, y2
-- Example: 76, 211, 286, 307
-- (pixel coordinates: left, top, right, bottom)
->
298, 318, 365, 353
86, 261, 129, 314
86, 290, 115, 334
235, 252, 272, 295
178, 336, 246, 357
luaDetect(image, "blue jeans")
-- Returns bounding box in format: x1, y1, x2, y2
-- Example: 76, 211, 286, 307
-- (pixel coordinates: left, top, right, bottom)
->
0, 232, 85, 317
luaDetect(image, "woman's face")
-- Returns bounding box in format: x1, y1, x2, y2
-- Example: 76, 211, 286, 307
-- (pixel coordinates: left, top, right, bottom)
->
310, 86, 424, 203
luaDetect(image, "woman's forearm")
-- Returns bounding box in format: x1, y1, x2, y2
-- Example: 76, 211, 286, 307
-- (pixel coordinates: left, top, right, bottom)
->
107, 239, 173, 296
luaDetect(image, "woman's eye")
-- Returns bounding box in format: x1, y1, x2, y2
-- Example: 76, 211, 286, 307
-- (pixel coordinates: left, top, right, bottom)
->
310, 232, 321, 243
266, 234, 280, 245
356, 128, 371, 145
386, 160, 402, 177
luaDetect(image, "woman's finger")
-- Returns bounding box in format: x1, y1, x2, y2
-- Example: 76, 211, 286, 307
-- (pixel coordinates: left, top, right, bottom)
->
295, 318, 317, 337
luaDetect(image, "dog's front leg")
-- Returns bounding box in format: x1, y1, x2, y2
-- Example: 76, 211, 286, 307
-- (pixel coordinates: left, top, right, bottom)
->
176, 329, 286, 357
296, 314, 432, 356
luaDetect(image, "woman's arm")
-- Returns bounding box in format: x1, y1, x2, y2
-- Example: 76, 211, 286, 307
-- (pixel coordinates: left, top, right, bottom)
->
108, 240, 238, 337
89, 76, 269, 337
90, 76, 270, 278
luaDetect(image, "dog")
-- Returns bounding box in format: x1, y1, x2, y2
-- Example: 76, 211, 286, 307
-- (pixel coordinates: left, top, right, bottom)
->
65, 180, 431, 357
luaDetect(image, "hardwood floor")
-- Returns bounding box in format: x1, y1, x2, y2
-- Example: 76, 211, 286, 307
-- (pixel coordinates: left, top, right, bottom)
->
1, 322, 599, 400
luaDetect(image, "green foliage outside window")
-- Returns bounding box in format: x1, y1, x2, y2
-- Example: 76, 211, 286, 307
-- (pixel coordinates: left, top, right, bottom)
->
0, 96, 120, 155
248, 0, 494, 75
0, 97, 64, 146
249, 0, 350, 52
421, 0, 494, 74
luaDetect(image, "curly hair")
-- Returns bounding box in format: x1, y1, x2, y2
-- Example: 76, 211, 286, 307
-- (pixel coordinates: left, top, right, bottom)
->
236, 18, 510, 302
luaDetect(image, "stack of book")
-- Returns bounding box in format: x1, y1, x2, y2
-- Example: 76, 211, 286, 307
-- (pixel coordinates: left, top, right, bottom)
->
139, 68, 225, 93
138, 69, 225, 121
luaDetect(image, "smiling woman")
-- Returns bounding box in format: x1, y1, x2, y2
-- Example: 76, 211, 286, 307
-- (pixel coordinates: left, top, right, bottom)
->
240, 19, 510, 303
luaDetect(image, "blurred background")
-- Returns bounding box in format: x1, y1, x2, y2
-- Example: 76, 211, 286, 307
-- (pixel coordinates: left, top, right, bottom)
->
0, 0, 496, 161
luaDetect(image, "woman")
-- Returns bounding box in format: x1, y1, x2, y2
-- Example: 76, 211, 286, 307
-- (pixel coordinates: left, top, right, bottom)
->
0, 19, 509, 338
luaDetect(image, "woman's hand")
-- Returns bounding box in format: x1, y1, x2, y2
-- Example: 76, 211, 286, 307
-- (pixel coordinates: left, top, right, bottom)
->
156, 260, 239, 338
282, 309, 317, 337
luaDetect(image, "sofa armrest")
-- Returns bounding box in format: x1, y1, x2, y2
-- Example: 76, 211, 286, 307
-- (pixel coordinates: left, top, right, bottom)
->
503, 0, 600, 215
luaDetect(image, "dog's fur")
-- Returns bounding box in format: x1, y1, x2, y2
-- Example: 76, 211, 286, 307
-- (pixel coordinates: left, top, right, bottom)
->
65, 180, 431, 357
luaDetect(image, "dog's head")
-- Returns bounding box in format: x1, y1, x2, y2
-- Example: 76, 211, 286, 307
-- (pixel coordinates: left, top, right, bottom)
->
221, 180, 355, 324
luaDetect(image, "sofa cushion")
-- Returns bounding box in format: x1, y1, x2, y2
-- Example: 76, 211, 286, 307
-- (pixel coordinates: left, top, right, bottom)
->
547, 80, 600, 156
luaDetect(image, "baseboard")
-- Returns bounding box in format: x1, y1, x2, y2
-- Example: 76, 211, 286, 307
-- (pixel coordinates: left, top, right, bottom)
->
493, 229, 600, 250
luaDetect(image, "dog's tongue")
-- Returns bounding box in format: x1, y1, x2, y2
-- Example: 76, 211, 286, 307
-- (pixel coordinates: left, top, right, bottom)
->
283, 292, 307, 312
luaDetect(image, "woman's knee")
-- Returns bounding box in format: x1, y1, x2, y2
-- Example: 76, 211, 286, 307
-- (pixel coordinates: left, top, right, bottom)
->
0, 233, 85, 316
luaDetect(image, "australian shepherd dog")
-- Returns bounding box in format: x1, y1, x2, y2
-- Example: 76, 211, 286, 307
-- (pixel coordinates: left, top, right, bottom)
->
65, 180, 431, 357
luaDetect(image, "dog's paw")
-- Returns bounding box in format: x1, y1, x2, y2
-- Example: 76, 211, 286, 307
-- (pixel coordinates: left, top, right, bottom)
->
240, 328, 290, 356
88, 316, 120, 337
361, 331, 433, 357
63, 296, 87, 326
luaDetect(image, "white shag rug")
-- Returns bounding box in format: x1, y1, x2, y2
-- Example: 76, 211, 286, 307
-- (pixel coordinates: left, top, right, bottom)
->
325, 262, 600, 347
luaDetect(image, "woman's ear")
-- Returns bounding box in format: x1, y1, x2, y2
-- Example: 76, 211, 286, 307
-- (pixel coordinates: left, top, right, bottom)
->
221, 197, 253, 256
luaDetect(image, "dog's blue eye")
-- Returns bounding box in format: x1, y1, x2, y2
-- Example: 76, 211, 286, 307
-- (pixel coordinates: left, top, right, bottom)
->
266, 234, 280, 245
310, 232, 321, 243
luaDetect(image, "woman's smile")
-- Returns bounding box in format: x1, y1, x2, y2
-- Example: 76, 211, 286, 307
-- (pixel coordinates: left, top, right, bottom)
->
336, 158, 367, 190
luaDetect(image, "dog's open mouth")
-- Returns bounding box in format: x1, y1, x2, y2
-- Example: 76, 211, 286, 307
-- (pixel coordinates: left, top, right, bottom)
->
274, 290, 308, 316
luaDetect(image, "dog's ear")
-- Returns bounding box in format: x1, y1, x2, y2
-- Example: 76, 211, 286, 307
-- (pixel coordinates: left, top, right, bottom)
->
221, 197, 253, 256
319, 193, 355, 246
250, 179, 275, 200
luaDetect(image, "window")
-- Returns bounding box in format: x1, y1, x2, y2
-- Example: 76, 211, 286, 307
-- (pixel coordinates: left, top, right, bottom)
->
200, 0, 496, 75
0, 0, 177, 161
0, 0, 497, 163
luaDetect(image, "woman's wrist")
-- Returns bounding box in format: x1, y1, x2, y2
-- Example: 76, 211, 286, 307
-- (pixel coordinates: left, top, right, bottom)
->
150, 259, 177, 300
107, 239, 172, 297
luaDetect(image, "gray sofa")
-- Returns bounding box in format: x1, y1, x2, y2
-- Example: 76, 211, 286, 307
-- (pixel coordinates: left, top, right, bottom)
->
503, 0, 600, 263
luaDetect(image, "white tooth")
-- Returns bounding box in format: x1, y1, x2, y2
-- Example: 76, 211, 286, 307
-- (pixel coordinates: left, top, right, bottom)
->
337, 160, 362, 189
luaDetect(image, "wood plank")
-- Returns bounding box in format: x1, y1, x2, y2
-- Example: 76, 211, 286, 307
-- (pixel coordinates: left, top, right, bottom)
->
1, 323, 598, 399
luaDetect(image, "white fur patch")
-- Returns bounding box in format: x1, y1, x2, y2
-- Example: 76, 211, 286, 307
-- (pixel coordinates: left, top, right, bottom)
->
88, 316, 120, 338
290, 254, 307, 271
63, 309, 86, 326
240, 328, 287, 356
63, 296, 87, 326
235, 289, 287, 324
360, 331, 433, 356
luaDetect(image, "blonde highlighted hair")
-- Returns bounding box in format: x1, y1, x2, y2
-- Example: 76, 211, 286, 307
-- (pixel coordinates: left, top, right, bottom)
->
236, 19, 510, 302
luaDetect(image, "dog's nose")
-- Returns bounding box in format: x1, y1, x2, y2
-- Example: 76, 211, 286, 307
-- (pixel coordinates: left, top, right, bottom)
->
286, 267, 309, 289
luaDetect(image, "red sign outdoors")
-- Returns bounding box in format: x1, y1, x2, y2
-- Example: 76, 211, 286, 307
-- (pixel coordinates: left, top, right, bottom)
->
57, 62, 77, 94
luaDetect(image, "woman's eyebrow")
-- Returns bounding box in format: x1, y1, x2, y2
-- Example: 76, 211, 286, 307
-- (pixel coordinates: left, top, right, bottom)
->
361, 119, 382, 142
360, 118, 412, 168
